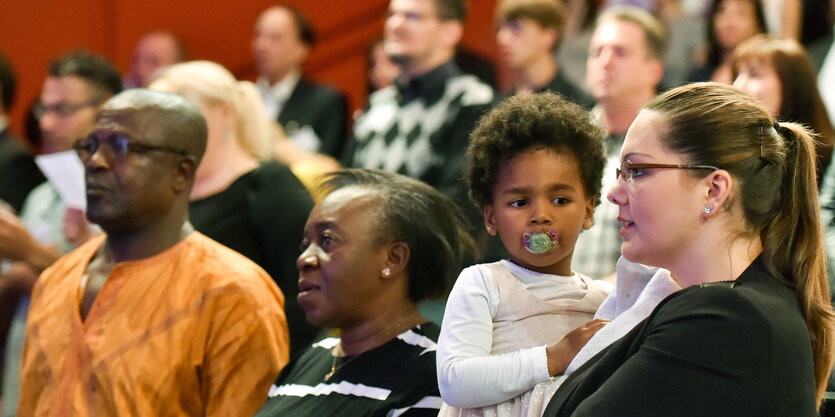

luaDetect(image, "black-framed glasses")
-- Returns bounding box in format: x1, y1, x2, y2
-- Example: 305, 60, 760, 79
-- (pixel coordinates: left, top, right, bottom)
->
615, 160, 719, 182
73, 134, 189, 161
34, 99, 102, 119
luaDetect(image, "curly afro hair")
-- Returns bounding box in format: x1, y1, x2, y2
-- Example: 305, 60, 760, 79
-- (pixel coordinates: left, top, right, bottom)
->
465, 92, 606, 208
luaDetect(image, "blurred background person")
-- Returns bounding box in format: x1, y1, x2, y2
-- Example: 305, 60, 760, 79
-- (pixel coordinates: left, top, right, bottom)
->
655, 0, 706, 88
688, 0, 768, 83
123, 30, 187, 89
555, 0, 604, 94
762, 0, 802, 40
495, 0, 593, 108
0, 53, 44, 214
345, 0, 494, 266
256, 168, 477, 417
820, 25, 835, 125
149, 60, 318, 359
571, 6, 667, 281
1, 50, 121, 417
253, 5, 348, 159
0, 50, 44, 415
732, 34, 835, 186
367, 38, 399, 94
800, 0, 833, 70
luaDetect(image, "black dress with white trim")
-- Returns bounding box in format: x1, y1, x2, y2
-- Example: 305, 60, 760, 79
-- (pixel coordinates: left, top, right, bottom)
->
255, 323, 442, 417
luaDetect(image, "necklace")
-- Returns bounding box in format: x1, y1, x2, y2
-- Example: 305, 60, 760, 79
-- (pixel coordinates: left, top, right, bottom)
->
322, 311, 424, 382
324, 348, 361, 382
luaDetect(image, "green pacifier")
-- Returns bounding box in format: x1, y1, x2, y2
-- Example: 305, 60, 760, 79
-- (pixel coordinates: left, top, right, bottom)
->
522, 231, 559, 254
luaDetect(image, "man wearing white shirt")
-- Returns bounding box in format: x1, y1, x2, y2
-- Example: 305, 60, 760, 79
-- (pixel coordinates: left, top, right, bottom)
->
252, 5, 348, 158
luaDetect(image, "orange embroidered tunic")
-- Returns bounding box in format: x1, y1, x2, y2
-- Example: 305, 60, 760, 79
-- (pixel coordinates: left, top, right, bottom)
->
18, 232, 290, 417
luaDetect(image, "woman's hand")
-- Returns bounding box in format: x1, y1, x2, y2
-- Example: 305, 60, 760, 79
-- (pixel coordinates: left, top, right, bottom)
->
546, 318, 610, 377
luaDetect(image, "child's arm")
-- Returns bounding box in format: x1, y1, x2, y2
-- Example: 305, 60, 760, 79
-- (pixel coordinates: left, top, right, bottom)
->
437, 265, 551, 408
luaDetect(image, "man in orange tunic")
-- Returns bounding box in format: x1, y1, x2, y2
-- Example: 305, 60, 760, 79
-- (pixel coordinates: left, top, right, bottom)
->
17, 89, 290, 417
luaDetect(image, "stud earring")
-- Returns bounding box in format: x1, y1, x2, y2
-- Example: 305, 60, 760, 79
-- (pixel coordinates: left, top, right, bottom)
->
382, 267, 392, 278
705, 206, 714, 214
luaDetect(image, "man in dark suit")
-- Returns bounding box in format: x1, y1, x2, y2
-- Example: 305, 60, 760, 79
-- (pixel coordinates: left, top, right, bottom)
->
253, 5, 348, 158
0, 52, 44, 213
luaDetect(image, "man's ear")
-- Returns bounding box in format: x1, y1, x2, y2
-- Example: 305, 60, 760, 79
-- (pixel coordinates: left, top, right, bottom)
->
172, 158, 197, 194
484, 204, 498, 236
440, 20, 464, 50
648, 58, 664, 89
543, 27, 558, 54
297, 44, 311, 66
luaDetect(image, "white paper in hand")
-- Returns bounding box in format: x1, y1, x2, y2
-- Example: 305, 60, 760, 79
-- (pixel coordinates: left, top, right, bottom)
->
34, 150, 86, 210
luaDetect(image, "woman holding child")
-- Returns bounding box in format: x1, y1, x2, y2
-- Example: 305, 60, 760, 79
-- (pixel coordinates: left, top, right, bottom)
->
541, 83, 835, 415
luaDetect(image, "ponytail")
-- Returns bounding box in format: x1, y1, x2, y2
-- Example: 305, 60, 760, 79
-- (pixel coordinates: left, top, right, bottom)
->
646, 83, 835, 407
763, 122, 835, 406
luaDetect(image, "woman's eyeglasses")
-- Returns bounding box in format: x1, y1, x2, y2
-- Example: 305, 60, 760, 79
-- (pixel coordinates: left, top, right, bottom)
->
615, 160, 719, 182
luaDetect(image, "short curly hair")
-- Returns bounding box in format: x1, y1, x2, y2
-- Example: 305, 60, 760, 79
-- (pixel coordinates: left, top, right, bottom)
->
466, 92, 606, 208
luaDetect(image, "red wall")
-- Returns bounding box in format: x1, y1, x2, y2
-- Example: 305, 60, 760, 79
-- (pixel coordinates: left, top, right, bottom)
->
0, 0, 506, 142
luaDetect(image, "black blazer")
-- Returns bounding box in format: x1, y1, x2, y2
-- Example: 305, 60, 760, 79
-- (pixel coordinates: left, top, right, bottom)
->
277, 78, 348, 159
0, 128, 44, 212
544, 256, 817, 417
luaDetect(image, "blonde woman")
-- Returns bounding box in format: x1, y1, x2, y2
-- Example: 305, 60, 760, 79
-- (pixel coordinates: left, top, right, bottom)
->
150, 61, 317, 357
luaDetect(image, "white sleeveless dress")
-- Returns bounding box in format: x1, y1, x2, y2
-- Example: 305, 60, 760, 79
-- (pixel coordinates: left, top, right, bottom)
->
438, 262, 608, 417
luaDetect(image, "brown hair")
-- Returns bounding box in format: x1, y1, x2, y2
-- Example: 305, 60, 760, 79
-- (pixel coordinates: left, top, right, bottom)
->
276, 5, 315, 46
433, 0, 467, 21
706, 0, 767, 67
732, 34, 835, 186
496, 0, 564, 51
646, 82, 835, 406
596, 5, 668, 60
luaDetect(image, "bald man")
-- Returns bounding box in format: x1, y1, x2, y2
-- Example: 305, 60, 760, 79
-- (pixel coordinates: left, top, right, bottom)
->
124, 31, 186, 88
18, 89, 290, 417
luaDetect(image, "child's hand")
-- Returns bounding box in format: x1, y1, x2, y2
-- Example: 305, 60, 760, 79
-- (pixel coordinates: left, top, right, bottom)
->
546, 318, 610, 376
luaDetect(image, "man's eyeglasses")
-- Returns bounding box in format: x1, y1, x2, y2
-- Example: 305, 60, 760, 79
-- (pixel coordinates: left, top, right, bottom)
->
34, 99, 102, 119
615, 160, 719, 182
73, 134, 189, 161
